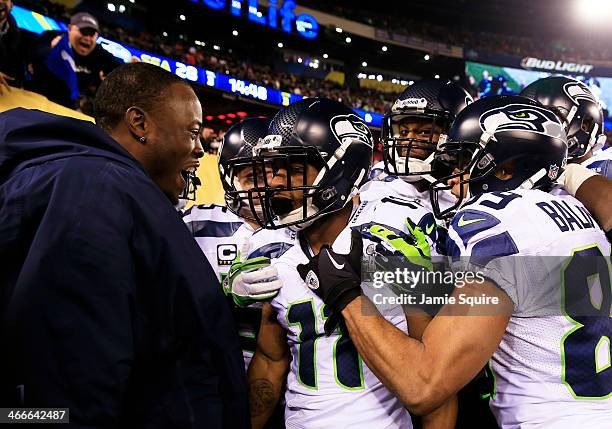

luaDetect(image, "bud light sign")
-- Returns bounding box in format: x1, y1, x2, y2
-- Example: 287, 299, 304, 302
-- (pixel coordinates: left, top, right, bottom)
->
192, 0, 319, 39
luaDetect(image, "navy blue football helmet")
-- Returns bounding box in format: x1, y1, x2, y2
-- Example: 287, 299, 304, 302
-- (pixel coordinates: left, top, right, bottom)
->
520, 76, 605, 160
381, 80, 473, 180
430, 95, 568, 219
246, 98, 374, 230
218, 117, 271, 219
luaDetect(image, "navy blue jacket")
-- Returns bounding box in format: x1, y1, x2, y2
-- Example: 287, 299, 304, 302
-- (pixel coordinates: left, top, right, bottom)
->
0, 109, 248, 428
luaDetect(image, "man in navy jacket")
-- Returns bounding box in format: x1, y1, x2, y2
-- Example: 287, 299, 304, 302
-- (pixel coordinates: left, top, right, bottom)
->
0, 63, 248, 428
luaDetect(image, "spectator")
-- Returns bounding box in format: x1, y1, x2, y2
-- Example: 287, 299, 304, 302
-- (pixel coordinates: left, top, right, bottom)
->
0, 63, 248, 427
26, 12, 120, 109
0, 0, 27, 93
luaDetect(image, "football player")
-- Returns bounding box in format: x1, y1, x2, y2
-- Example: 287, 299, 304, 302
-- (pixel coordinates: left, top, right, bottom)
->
520, 76, 611, 178
367, 80, 472, 213
246, 98, 456, 429
183, 118, 296, 368
304, 95, 611, 428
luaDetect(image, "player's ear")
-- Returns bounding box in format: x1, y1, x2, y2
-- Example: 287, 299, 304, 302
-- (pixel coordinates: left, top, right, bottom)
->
125, 106, 147, 143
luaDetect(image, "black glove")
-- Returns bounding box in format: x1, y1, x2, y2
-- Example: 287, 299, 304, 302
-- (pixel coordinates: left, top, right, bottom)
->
297, 230, 363, 335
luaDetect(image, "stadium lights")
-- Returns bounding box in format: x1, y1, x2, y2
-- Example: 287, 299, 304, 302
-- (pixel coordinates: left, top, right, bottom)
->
232, 30, 239, 36
368, 74, 375, 80
376, 75, 383, 81
162, 31, 168, 37
107, 3, 115, 12
213, 45, 220, 51
409, 80, 414, 85
400, 80, 408, 85
323, 53, 329, 59
434, 74, 440, 79
298, 57, 303, 63
575, 0, 612, 23
382, 45, 388, 52
179, 14, 186, 21
277, 42, 284, 48
424, 54, 430, 61
361, 61, 368, 67
119, 5, 125, 13
129, 0, 135, 3
335, 27, 343, 33
345, 37, 352, 43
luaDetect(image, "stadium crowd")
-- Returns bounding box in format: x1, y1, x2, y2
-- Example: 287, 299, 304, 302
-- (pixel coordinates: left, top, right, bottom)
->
2, 1, 612, 428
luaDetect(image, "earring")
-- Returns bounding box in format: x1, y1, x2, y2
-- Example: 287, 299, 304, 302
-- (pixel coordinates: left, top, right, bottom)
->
139, 136, 146, 143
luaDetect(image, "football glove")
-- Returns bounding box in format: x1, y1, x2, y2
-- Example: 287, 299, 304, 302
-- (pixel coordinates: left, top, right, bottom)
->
369, 217, 433, 271
297, 230, 363, 335
223, 256, 282, 308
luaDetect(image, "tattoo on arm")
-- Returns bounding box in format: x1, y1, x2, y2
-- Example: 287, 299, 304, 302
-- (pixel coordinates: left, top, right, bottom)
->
249, 378, 277, 417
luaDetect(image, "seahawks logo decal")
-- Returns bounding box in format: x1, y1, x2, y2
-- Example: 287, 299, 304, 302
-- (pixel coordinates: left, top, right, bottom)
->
479, 104, 565, 139
563, 81, 598, 106
330, 114, 373, 147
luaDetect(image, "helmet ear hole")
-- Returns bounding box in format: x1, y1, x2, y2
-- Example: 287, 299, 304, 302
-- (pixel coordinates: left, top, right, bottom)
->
581, 116, 593, 132
494, 160, 515, 181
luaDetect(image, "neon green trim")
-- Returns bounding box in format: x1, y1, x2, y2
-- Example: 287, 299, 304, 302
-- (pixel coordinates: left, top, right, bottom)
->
321, 305, 365, 391
595, 336, 611, 374
457, 214, 486, 227
560, 243, 612, 400
286, 299, 318, 390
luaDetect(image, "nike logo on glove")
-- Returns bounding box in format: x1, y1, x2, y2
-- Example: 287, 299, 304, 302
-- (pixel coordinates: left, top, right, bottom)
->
327, 251, 345, 270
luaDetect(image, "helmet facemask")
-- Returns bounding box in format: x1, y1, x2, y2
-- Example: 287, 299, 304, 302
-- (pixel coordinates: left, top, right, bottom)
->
429, 137, 482, 219
179, 169, 201, 202
381, 111, 451, 182
237, 145, 334, 230
563, 105, 606, 160
220, 157, 269, 221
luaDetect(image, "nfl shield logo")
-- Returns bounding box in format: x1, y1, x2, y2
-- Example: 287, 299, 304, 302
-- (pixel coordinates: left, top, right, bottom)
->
305, 271, 320, 290
548, 164, 560, 180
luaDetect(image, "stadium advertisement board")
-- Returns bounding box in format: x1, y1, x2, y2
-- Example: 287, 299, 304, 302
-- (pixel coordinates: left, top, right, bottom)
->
11, 5, 382, 126
465, 60, 612, 128
193, 0, 319, 39
465, 48, 612, 78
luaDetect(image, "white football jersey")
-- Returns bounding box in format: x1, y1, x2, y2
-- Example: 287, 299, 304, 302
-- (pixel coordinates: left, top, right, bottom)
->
363, 161, 456, 256
270, 193, 439, 429
582, 146, 612, 179
183, 204, 297, 368
447, 189, 612, 429
182, 204, 253, 282
365, 161, 457, 213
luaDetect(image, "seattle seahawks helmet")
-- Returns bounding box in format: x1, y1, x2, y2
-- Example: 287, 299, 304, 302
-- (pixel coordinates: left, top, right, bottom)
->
430, 95, 568, 219
520, 76, 605, 160
247, 98, 373, 230
218, 117, 271, 219
381, 79, 473, 181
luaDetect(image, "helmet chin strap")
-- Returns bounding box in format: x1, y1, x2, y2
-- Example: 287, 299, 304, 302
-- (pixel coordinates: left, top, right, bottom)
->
396, 152, 436, 183
278, 204, 320, 232
518, 168, 547, 190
